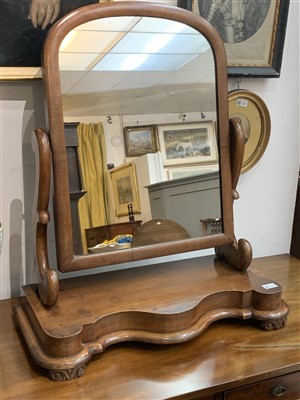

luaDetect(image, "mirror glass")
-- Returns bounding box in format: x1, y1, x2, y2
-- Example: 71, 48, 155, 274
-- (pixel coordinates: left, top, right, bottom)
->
58, 15, 221, 255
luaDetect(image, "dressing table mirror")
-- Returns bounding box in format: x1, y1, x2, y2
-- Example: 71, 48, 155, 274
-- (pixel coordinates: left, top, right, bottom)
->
14, 1, 288, 381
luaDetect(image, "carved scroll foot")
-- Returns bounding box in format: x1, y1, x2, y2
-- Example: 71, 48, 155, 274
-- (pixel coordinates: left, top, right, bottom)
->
260, 317, 288, 331
215, 238, 253, 271
49, 365, 86, 381
252, 299, 289, 331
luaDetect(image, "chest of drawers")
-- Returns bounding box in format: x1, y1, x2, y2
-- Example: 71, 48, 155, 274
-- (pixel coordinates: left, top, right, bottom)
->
85, 220, 142, 247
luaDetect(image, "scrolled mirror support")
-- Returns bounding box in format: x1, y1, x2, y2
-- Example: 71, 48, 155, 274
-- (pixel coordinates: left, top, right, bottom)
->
215, 238, 252, 271
11, 3, 289, 382
35, 128, 59, 306
229, 118, 246, 200
215, 118, 252, 271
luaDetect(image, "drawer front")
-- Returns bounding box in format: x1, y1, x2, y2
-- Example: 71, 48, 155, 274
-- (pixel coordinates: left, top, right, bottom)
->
85, 230, 98, 247
96, 229, 110, 243
110, 222, 141, 238
86, 228, 110, 247
224, 372, 300, 400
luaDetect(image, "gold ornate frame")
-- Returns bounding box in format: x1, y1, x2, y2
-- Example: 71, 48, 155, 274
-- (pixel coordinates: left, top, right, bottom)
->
228, 89, 271, 174
123, 125, 159, 157
109, 162, 141, 216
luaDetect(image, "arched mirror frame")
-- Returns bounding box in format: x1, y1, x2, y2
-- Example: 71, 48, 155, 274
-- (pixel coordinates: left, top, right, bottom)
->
14, 4, 290, 380
41, 1, 235, 274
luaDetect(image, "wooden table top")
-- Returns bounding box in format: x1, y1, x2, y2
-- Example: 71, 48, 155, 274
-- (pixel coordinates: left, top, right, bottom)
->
1, 254, 300, 400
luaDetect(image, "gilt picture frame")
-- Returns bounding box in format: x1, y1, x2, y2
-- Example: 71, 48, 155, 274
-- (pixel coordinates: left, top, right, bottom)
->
177, 0, 290, 77
158, 122, 218, 167
123, 125, 159, 157
109, 163, 141, 217
228, 89, 271, 174
0, 0, 101, 80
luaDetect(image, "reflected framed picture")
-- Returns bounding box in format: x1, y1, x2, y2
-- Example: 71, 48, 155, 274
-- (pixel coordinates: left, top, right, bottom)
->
177, 0, 290, 77
123, 125, 159, 157
158, 122, 218, 167
109, 163, 141, 216
166, 164, 219, 180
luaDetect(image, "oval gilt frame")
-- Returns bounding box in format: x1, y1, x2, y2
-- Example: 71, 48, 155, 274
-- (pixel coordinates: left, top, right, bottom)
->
228, 89, 271, 174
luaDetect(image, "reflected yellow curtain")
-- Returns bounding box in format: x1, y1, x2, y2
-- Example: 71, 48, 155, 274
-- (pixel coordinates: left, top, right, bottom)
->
77, 122, 109, 253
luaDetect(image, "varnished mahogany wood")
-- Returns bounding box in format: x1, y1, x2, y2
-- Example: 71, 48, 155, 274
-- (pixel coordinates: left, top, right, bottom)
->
214, 118, 252, 272
13, 255, 288, 381
229, 118, 246, 201
41, 1, 236, 275
216, 238, 253, 272
14, 1, 288, 386
223, 372, 300, 400
34, 128, 59, 307
2, 255, 299, 399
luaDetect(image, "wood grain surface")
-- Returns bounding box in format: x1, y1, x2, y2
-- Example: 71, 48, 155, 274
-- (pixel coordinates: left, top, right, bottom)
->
1, 254, 299, 400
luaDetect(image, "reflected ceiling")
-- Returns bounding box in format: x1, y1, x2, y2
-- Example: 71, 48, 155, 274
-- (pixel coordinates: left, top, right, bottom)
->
59, 16, 215, 116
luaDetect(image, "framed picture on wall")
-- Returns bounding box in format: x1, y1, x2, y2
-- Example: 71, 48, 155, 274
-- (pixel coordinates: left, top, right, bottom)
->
123, 125, 159, 157
109, 163, 141, 217
0, 0, 100, 80
177, 0, 290, 77
158, 122, 218, 167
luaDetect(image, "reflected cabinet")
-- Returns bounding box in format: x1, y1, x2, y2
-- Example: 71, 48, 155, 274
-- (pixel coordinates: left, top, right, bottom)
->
147, 172, 221, 238
85, 220, 142, 248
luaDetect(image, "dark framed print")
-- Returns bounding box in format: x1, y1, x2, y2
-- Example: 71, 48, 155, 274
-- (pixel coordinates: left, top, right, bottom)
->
0, 0, 100, 80
177, 0, 290, 77
123, 125, 159, 157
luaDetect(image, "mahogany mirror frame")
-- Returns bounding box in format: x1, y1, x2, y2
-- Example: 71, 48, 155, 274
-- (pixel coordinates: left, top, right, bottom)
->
13, 5, 290, 380
41, 1, 236, 274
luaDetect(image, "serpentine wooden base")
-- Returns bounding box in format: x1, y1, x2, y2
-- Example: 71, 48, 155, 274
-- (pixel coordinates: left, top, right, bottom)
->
14, 255, 288, 381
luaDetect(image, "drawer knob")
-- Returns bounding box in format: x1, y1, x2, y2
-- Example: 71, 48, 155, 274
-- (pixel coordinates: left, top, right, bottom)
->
271, 385, 287, 397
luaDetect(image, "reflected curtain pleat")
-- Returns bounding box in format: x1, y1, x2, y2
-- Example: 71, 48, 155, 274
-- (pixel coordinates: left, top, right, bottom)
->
77, 122, 109, 253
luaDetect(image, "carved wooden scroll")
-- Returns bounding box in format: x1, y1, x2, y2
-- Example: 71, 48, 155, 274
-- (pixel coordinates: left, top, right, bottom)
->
229, 118, 246, 200
215, 118, 252, 271
35, 128, 59, 306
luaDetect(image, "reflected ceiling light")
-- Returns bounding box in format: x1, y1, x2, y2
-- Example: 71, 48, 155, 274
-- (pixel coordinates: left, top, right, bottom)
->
132, 18, 194, 34
60, 16, 210, 72
111, 30, 179, 71
145, 33, 177, 53
60, 31, 76, 52
120, 54, 150, 70
92, 53, 197, 71
93, 31, 200, 72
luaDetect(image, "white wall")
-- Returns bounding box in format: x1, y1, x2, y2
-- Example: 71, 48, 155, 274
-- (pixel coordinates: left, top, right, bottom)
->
0, 0, 299, 300
0, 82, 49, 299
230, 0, 300, 257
